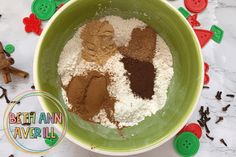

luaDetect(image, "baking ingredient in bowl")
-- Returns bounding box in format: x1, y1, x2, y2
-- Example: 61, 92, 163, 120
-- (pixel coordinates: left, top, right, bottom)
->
121, 57, 155, 99
118, 27, 156, 62
58, 16, 174, 128
101, 16, 147, 46
66, 71, 115, 121
81, 20, 117, 65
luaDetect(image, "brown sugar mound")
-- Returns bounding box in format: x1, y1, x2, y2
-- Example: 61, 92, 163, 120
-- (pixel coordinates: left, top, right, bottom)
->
81, 20, 117, 65
66, 71, 115, 121
118, 27, 157, 62
121, 57, 155, 99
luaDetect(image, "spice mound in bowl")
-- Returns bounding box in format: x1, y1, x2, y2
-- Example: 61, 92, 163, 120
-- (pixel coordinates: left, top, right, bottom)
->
58, 16, 174, 129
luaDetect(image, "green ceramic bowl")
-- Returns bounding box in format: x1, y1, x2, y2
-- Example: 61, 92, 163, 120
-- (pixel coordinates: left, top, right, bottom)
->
34, 0, 203, 155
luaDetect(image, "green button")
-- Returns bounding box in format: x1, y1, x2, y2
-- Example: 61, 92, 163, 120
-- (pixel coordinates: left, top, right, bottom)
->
178, 7, 190, 18
45, 132, 59, 147
55, 0, 69, 7
211, 25, 224, 43
174, 132, 200, 157
32, 0, 56, 20
4, 44, 15, 54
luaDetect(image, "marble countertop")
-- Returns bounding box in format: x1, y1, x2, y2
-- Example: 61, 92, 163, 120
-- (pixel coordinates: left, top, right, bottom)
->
0, 0, 236, 156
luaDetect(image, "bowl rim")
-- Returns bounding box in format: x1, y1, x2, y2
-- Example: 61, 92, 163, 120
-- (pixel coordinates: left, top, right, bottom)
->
33, 0, 204, 155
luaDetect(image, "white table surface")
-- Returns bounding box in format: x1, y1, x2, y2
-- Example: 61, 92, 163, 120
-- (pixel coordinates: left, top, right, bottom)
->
0, 0, 236, 156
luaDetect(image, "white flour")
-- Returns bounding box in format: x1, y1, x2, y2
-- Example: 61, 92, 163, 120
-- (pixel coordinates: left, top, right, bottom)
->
100, 16, 146, 47
58, 16, 173, 128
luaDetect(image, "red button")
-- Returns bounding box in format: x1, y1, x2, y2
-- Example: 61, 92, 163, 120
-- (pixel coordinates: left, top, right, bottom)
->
204, 62, 209, 73
194, 29, 213, 48
187, 14, 201, 27
178, 123, 202, 139
185, 0, 208, 13
204, 74, 210, 85
23, 13, 43, 36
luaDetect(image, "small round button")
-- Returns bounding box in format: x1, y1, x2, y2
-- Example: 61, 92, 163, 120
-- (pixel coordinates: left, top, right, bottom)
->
185, 0, 208, 13
32, 0, 56, 20
174, 132, 200, 157
184, 123, 202, 139
55, 0, 69, 7
45, 133, 59, 147
4, 44, 15, 54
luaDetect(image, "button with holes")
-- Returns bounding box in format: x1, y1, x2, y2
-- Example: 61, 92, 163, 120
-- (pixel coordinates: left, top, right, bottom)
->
210, 25, 224, 43
184, 0, 208, 13
174, 132, 200, 157
32, 0, 56, 20
178, 123, 202, 139
45, 132, 59, 147
194, 29, 213, 48
4, 44, 15, 54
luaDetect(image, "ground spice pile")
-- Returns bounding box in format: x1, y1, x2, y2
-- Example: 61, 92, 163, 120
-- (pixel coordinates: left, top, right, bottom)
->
81, 20, 117, 65
118, 27, 156, 62
65, 71, 116, 121
121, 57, 155, 99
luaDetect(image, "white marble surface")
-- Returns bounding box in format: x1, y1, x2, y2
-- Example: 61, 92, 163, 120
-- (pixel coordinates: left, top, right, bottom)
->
0, 0, 236, 156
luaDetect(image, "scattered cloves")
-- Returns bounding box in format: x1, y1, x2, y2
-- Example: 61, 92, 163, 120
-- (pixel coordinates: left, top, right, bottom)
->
220, 139, 228, 147
215, 91, 222, 100
226, 94, 235, 98
203, 86, 210, 89
0, 86, 10, 103
204, 123, 210, 134
206, 134, 214, 141
222, 104, 231, 112
31, 85, 35, 89
215, 116, 224, 124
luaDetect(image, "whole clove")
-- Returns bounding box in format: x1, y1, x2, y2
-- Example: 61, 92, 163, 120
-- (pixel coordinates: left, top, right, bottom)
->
198, 106, 211, 134
31, 85, 35, 89
226, 94, 235, 98
215, 117, 224, 124
206, 134, 214, 141
0, 86, 10, 103
199, 106, 204, 115
215, 91, 222, 100
205, 107, 210, 115
10, 100, 20, 104
220, 139, 227, 147
222, 104, 231, 112
204, 123, 210, 134
9, 154, 14, 157
197, 120, 205, 127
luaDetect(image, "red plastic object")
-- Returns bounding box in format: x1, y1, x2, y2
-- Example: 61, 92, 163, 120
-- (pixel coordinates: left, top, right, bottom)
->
57, 4, 64, 10
178, 123, 202, 139
184, 0, 208, 13
204, 74, 210, 85
194, 29, 213, 48
187, 14, 201, 27
23, 13, 43, 36
204, 62, 209, 73
177, 125, 187, 135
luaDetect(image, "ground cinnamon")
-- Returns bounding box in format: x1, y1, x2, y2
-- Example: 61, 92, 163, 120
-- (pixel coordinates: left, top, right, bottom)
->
66, 71, 116, 121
